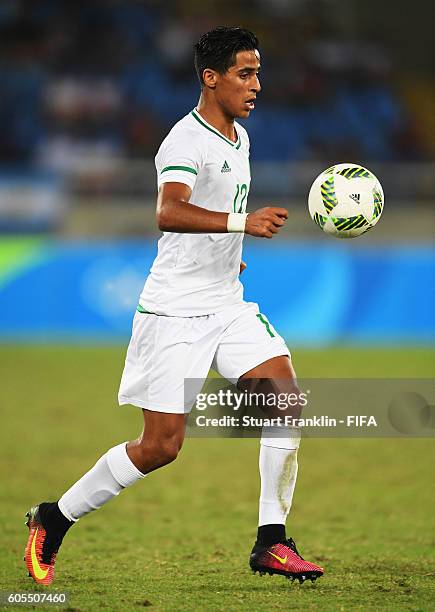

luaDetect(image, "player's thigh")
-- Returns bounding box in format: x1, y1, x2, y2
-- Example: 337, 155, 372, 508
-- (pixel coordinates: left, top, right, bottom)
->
119, 311, 219, 413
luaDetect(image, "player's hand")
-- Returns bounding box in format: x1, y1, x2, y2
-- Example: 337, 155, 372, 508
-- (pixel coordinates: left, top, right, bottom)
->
245, 207, 288, 239
239, 261, 247, 275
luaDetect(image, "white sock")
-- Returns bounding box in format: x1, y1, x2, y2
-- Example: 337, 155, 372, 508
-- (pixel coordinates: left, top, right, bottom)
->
258, 426, 300, 526
58, 442, 145, 522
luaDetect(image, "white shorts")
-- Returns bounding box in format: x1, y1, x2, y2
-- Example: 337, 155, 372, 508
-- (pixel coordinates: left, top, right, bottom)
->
118, 301, 290, 414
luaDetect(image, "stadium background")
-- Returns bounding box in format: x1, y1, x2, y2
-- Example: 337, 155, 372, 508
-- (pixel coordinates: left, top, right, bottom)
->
0, 1, 434, 610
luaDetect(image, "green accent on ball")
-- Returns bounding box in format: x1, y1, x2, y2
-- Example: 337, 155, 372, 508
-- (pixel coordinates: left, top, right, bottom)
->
332, 215, 371, 231
337, 166, 373, 179
321, 176, 338, 213
324, 165, 335, 174
372, 189, 383, 219
313, 212, 328, 229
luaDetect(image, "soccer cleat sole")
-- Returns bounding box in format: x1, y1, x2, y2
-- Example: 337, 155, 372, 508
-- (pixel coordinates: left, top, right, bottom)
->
251, 566, 322, 583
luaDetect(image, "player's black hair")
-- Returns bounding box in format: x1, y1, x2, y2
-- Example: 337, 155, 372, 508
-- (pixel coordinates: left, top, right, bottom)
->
194, 26, 259, 86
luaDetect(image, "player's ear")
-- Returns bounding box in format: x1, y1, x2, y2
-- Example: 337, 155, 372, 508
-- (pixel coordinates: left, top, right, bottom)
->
202, 68, 217, 89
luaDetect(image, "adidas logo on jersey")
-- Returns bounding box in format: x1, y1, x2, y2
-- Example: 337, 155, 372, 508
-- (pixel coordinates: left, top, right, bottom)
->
349, 193, 360, 203
221, 160, 231, 173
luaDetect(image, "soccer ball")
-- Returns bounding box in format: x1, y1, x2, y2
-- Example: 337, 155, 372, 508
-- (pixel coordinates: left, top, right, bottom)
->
308, 163, 384, 238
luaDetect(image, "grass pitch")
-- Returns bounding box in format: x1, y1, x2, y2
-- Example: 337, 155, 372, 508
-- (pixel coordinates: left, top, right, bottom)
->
0, 346, 434, 611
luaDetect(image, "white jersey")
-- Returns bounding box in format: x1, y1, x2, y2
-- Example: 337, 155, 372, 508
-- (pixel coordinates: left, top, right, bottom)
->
139, 108, 251, 316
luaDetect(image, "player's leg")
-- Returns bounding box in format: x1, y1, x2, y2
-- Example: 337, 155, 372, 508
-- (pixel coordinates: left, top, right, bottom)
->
58, 409, 186, 523
24, 410, 185, 586
127, 409, 186, 473
213, 303, 323, 582
239, 356, 322, 581
24, 309, 218, 585
239, 355, 300, 543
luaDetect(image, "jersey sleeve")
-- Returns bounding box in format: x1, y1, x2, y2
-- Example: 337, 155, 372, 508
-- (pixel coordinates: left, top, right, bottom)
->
155, 128, 206, 190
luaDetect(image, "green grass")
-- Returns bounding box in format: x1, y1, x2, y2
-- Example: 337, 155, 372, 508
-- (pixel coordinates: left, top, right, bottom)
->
0, 346, 434, 611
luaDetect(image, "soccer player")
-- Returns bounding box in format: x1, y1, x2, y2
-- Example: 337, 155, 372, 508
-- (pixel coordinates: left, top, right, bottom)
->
24, 26, 323, 586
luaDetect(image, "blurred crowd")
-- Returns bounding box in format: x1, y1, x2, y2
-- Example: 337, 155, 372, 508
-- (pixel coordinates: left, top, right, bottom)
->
0, 0, 429, 171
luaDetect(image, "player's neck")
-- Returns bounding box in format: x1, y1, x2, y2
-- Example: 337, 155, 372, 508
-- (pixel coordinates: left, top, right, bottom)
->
195, 98, 237, 143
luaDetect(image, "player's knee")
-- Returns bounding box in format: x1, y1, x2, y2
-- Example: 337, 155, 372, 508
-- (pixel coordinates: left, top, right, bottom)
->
158, 436, 182, 466
238, 377, 305, 419
139, 434, 182, 469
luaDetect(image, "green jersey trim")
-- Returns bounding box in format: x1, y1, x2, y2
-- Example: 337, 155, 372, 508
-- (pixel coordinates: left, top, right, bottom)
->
256, 313, 275, 338
137, 304, 154, 314
137, 304, 174, 317
191, 109, 241, 149
161, 165, 198, 175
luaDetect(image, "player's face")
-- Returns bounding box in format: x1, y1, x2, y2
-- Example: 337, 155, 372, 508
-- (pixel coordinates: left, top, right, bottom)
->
216, 50, 261, 119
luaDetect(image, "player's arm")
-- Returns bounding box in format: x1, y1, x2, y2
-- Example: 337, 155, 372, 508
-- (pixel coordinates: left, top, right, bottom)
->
156, 182, 288, 238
